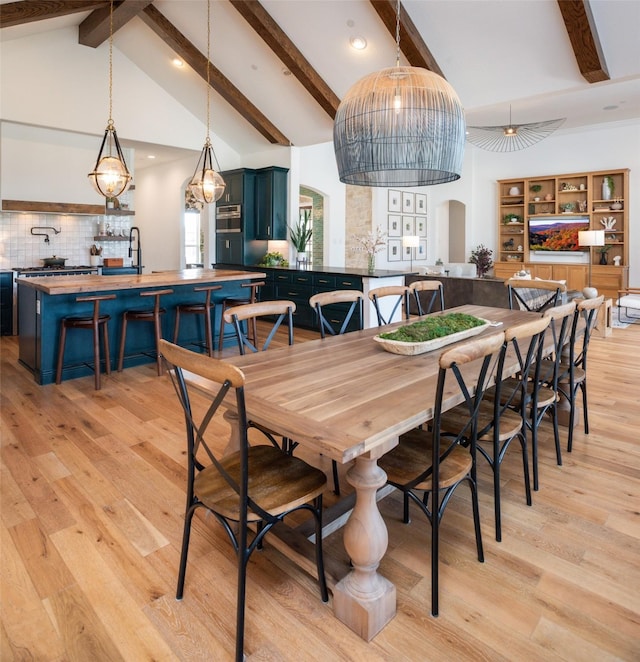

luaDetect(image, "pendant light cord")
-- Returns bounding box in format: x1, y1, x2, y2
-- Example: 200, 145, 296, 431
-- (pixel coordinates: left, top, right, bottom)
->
395, 0, 400, 67
108, 0, 114, 129
205, 0, 211, 146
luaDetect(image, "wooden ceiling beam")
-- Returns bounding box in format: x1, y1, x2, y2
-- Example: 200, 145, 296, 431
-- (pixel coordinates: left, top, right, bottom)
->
138, 5, 290, 146
557, 0, 609, 83
369, 0, 445, 78
0, 0, 107, 28
79, 1, 154, 48
229, 0, 340, 119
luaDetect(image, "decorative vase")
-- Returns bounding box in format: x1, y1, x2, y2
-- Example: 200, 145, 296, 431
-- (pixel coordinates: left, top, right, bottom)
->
367, 253, 376, 273
509, 186, 520, 196
296, 251, 307, 267
610, 201, 622, 211
544, 193, 553, 201
599, 252, 608, 265
602, 178, 612, 201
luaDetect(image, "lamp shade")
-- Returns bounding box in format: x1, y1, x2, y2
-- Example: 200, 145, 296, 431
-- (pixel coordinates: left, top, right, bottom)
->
402, 235, 420, 248
578, 230, 605, 247
333, 66, 466, 187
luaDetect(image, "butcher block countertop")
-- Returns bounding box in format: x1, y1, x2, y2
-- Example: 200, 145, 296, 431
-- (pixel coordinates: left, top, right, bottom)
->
17, 268, 266, 296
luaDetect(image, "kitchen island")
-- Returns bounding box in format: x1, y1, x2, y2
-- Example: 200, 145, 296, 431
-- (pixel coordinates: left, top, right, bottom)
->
216, 263, 409, 329
17, 268, 265, 385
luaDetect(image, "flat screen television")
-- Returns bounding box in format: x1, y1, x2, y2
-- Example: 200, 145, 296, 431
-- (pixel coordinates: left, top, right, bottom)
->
528, 217, 590, 252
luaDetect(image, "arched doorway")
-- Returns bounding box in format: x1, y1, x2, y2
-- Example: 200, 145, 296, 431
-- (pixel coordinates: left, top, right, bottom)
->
299, 185, 325, 266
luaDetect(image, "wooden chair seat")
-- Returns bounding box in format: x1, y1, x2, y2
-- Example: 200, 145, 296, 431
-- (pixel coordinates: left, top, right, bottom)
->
194, 445, 327, 522
379, 428, 472, 491
441, 401, 522, 444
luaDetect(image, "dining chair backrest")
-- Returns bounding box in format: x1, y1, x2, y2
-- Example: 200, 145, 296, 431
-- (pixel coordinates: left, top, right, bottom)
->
506, 278, 567, 313
409, 280, 445, 316
309, 290, 364, 338
224, 300, 296, 354
569, 296, 604, 371
543, 300, 577, 367
369, 285, 411, 326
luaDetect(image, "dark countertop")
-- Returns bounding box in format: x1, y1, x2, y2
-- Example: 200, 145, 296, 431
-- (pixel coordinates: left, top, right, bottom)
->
216, 263, 412, 279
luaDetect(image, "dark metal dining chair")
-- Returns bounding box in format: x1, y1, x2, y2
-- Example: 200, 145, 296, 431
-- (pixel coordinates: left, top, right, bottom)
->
505, 278, 566, 313
369, 285, 411, 326
408, 280, 445, 316
379, 331, 506, 616
159, 339, 328, 662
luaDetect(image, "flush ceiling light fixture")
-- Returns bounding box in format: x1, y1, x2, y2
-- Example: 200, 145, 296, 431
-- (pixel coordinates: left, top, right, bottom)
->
333, 0, 465, 187
466, 106, 566, 152
349, 36, 367, 50
188, 0, 225, 204
88, 0, 132, 198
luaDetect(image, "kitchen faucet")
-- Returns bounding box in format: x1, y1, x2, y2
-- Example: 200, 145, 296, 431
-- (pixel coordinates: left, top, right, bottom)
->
128, 226, 142, 274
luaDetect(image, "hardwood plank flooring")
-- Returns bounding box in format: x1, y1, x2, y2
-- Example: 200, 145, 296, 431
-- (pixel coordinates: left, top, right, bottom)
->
1, 321, 639, 660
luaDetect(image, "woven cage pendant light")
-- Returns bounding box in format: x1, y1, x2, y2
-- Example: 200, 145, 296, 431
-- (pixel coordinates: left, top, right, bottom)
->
88, 0, 132, 198
188, 0, 225, 204
333, 0, 465, 187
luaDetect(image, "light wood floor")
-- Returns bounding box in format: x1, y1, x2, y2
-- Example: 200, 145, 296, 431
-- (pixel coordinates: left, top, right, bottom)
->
1, 321, 639, 661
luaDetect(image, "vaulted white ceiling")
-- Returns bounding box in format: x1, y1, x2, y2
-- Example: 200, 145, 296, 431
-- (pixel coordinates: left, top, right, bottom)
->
2, 0, 639, 170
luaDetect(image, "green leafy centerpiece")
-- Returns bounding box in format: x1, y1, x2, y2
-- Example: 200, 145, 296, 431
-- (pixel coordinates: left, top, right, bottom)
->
374, 313, 490, 355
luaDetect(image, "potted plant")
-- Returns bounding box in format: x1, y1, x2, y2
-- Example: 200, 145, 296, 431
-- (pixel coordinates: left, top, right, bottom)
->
530, 184, 542, 202
289, 210, 312, 263
259, 251, 289, 267
469, 244, 493, 278
503, 213, 522, 224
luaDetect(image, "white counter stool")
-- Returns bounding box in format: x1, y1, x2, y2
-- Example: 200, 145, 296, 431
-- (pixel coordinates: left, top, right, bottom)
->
55, 294, 116, 390
172, 285, 222, 356
117, 289, 173, 375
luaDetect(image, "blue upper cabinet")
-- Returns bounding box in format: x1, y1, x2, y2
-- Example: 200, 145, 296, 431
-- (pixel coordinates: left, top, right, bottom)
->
255, 166, 288, 241
217, 169, 249, 206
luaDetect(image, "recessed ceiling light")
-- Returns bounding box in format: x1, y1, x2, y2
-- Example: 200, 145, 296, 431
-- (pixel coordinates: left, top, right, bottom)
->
147, 155, 156, 159
603, 105, 618, 111
283, 68, 292, 76
172, 58, 184, 68
350, 36, 367, 50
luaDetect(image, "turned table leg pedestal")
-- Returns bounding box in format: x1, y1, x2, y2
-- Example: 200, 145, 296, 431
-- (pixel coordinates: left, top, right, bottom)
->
333, 452, 396, 640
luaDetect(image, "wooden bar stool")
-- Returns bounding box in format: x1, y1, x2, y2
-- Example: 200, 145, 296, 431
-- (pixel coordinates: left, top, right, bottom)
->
218, 281, 265, 351
172, 285, 222, 356
117, 289, 173, 375
55, 294, 116, 390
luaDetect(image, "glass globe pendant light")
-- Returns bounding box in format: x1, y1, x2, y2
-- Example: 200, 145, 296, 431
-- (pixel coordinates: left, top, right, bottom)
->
88, 0, 132, 198
188, 0, 225, 204
333, 0, 465, 187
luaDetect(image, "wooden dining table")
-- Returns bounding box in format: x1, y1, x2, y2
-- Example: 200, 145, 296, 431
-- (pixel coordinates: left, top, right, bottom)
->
184, 304, 538, 640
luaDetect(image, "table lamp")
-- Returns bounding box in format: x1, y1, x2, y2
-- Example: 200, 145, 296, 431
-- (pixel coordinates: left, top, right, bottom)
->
578, 230, 604, 288
402, 235, 420, 272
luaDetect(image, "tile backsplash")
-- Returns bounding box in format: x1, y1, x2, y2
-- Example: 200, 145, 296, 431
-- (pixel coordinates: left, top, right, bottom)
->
0, 212, 135, 269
